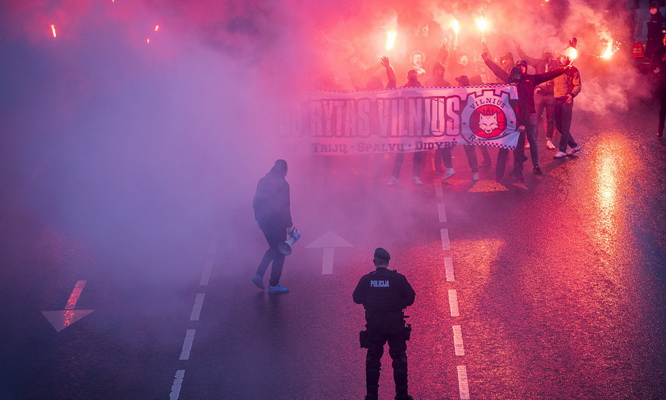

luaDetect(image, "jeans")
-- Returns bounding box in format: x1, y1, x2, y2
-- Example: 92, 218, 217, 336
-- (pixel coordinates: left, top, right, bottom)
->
441, 145, 479, 172
496, 131, 526, 178
554, 98, 578, 152
392, 152, 424, 178
535, 90, 555, 140
256, 221, 287, 287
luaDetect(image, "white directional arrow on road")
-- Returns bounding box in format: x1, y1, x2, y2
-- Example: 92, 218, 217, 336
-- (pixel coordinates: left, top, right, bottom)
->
42, 280, 94, 332
305, 231, 352, 274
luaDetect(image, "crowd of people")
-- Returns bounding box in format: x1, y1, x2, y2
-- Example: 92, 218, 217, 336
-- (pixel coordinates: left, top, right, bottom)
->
335, 31, 585, 185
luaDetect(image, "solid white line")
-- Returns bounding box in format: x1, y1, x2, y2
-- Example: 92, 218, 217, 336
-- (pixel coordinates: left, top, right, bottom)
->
190, 293, 206, 321
444, 257, 455, 282
169, 369, 185, 400
457, 365, 470, 400
448, 289, 460, 317
179, 329, 196, 360
438, 202, 447, 223
440, 228, 451, 250
200, 261, 213, 286
452, 325, 465, 356
434, 179, 444, 197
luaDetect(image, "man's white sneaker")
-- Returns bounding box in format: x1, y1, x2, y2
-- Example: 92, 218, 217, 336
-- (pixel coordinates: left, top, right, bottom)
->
442, 168, 456, 181
546, 140, 556, 150
554, 151, 567, 159
386, 176, 399, 186
471, 172, 479, 181
567, 145, 582, 156
413, 176, 423, 186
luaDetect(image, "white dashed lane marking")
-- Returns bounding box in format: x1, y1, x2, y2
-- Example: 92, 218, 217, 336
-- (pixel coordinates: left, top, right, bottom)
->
457, 365, 470, 400
438, 202, 448, 223
448, 289, 460, 317
440, 228, 451, 250
169, 370, 185, 400
444, 257, 455, 282
452, 325, 465, 356
199, 261, 212, 286
179, 329, 196, 361
190, 293, 206, 322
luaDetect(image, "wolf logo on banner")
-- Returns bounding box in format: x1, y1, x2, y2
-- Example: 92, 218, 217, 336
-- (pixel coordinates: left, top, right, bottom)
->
461, 89, 518, 149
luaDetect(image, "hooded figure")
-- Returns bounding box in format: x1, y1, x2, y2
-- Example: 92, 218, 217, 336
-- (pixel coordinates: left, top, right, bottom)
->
251, 159, 293, 293
482, 52, 569, 179
647, 2, 666, 61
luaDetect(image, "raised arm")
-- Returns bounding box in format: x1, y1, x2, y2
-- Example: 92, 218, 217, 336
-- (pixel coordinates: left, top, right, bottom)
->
481, 51, 509, 83
380, 56, 397, 89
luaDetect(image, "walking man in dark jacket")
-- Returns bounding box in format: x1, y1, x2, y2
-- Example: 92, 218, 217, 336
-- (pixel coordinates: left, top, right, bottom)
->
353, 248, 416, 400
251, 159, 293, 294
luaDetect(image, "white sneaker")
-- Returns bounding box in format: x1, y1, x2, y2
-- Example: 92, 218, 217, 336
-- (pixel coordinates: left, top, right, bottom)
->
442, 168, 456, 181
386, 176, 398, 186
554, 151, 567, 159
567, 145, 582, 156
546, 140, 555, 150
413, 176, 423, 186
471, 172, 479, 181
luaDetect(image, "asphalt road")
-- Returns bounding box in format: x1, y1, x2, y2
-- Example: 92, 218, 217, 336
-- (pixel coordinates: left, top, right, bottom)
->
1, 100, 665, 399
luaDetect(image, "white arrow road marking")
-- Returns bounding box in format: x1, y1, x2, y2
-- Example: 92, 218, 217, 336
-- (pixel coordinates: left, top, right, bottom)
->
42, 280, 94, 332
305, 231, 352, 274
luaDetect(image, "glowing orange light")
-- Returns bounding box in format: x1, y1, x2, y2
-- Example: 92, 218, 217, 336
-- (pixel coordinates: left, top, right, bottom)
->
450, 19, 460, 36
154, 25, 160, 32
50, 24, 57, 38
385, 31, 397, 52
564, 46, 578, 61
600, 41, 616, 60
475, 16, 489, 33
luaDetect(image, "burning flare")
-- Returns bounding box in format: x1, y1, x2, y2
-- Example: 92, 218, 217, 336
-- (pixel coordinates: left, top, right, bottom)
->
600, 40, 617, 60
564, 46, 578, 62
50, 24, 57, 38
450, 19, 460, 36
475, 16, 489, 33
385, 31, 398, 52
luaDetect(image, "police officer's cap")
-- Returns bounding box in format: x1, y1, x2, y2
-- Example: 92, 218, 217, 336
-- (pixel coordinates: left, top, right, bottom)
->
373, 248, 391, 262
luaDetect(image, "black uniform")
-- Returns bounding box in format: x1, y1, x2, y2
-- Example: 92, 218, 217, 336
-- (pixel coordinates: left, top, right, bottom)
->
653, 44, 666, 137
353, 267, 416, 400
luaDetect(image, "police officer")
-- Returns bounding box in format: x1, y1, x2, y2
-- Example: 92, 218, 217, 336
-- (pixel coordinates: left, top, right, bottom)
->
353, 248, 416, 400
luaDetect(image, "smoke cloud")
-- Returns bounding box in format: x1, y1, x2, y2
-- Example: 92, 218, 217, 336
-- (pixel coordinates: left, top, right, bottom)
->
0, 0, 646, 278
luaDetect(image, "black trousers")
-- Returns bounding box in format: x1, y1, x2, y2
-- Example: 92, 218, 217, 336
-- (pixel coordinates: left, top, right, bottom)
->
365, 314, 409, 398
256, 221, 287, 287
658, 84, 666, 135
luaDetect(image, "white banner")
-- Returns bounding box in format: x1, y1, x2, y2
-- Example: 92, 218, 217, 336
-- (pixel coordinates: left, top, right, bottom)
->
283, 84, 521, 155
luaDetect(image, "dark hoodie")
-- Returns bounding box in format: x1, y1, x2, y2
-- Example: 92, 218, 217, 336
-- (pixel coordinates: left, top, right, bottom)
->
253, 161, 292, 228
483, 57, 567, 114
